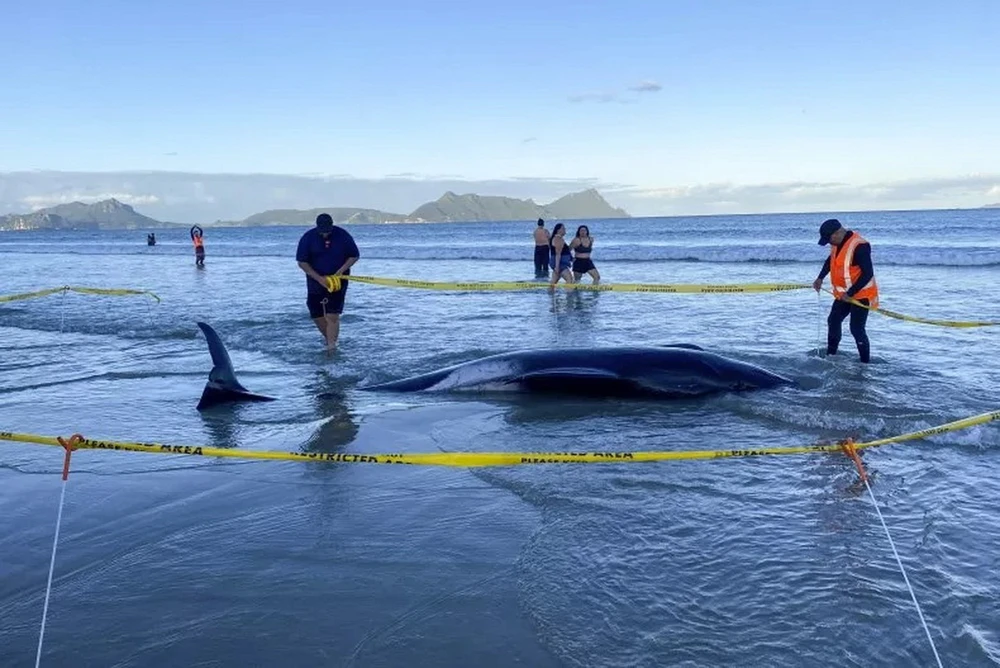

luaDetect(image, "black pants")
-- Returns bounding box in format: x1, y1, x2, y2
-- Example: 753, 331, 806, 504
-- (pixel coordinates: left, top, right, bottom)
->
534, 246, 549, 276
828, 298, 870, 363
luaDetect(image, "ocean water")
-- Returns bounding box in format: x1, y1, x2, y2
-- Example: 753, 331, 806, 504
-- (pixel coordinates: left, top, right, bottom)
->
1, 208, 999, 667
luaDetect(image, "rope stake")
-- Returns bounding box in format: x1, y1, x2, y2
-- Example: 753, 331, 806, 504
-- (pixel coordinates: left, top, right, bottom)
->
35, 434, 82, 668
841, 439, 944, 667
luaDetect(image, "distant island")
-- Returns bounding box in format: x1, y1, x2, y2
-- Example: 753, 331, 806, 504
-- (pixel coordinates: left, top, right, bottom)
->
411, 188, 630, 223
0, 199, 186, 231
0, 188, 630, 231
984, 203, 1000, 209
220, 207, 408, 227
215, 188, 630, 226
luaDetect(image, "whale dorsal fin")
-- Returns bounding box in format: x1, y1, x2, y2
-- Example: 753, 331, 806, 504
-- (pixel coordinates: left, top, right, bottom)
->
196, 322, 276, 410
197, 321, 249, 392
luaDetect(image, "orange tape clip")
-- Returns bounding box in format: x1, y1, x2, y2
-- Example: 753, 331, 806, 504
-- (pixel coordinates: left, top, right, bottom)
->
56, 434, 84, 481
840, 438, 869, 483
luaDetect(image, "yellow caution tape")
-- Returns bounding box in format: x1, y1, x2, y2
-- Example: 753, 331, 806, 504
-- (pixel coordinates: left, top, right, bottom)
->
341, 275, 998, 327
345, 274, 811, 294
0, 286, 161, 304
324, 275, 342, 292
2, 409, 996, 467
821, 289, 999, 328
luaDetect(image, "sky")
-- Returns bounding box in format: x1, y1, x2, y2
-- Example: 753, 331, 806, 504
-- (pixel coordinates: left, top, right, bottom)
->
2, 0, 999, 218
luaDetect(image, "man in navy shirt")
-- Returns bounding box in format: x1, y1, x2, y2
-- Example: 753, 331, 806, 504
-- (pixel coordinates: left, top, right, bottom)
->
296, 213, 360, 352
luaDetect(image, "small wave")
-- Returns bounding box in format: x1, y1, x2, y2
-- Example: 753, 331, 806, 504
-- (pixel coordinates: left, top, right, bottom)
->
4, 246, 998, 267
961, 624, 1000, 665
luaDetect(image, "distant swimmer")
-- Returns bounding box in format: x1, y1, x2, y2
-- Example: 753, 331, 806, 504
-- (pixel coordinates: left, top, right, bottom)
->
548, 223, 574, 289
570, 225, 600, 284
296, 213, 360, 354
813, 218, 878, 363
190, 226, 205, 267
147, 232, 156, 246
533, 218, 550, 278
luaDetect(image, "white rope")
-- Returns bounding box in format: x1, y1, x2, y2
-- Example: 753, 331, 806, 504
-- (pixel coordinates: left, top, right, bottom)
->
59, 290, 66, 335
816, 291, 824, 356
40, 290, 69, 667
861, 475, 944, 667
35, 477, 69, 668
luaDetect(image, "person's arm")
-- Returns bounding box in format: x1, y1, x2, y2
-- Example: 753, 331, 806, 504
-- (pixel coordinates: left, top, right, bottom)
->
817, 256, 831, 280
335, 257, 358, 275
298, 260, 328, 287
845, 243, 873, 297
334, 234, 360, 275
296, 236, 329, 288
549, 239, 562, 285
812, 256, 831, 291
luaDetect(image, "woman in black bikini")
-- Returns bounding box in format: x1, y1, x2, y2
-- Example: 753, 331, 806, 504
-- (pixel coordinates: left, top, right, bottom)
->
570, 225, 600, 284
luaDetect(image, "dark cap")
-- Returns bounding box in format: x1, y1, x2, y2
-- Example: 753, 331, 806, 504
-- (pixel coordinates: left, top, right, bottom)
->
818, 218, 842, 246
316, 213, 334, 230
537, 218, 545, 225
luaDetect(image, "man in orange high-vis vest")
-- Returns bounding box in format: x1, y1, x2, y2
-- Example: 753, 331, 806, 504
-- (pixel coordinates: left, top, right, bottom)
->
812, 218, 878, 363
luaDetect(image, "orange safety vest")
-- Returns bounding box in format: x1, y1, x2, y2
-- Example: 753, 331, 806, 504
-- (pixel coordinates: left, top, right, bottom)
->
830, 231, 878, 308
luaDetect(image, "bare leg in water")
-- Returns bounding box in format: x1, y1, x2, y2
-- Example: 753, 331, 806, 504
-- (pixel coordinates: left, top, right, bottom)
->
312, 312, 340, 355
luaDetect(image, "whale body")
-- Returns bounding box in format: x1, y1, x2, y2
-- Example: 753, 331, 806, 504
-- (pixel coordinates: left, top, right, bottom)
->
361, 345, 795, 399
193, 321, 794, 408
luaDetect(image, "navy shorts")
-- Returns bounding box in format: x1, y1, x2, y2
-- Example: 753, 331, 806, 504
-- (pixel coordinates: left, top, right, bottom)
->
307, 281, 349, 318
550, 255, 572, 273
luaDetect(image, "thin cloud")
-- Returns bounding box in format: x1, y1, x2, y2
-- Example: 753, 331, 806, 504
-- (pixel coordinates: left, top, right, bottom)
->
7, 171, 997, 222
617, 175, 1000, 214
569, 80, 662, 104
22, 192, 161, 210
0, 171, 615, 223
521, 137, 538, 144
568, 92, 619, 104
630, 80, 663, 93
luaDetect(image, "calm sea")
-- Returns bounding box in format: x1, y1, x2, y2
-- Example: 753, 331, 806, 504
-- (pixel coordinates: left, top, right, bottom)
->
1, 208, 999, 667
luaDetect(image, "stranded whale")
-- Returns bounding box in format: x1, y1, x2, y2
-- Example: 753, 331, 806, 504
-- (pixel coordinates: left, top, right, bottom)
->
194, 322, 794, 409
360, 345, 795, 398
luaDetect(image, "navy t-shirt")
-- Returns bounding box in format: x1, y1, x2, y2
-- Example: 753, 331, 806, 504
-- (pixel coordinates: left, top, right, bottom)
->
296, 226, 360, 294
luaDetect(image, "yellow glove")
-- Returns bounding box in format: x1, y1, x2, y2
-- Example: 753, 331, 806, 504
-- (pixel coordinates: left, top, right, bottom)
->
325, 275, 342, 292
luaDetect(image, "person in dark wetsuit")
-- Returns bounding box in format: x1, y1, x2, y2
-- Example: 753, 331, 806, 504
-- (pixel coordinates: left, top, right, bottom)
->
548, 223, 574, 288
813, 218, 879, 363
190, 226, 205, 266
533, 218, 550, 278
147, 233, 156, 246
569, 225, 600, 284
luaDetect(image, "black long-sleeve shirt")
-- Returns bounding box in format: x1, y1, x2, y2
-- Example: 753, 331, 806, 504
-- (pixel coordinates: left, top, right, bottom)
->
816, 231, 874, 297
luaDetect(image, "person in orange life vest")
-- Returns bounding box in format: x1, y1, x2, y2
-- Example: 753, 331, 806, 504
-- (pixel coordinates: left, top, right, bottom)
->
812, 218, 878, 363
190, 225, 205, 267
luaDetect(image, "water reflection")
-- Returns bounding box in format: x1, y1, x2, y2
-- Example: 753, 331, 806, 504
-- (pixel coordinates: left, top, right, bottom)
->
302, 371, 360, 453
